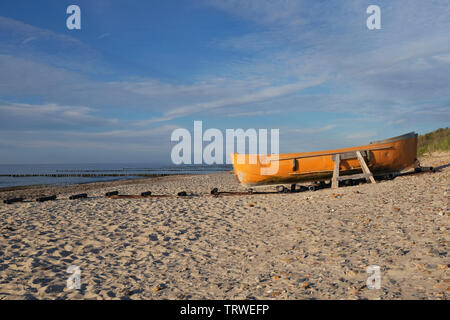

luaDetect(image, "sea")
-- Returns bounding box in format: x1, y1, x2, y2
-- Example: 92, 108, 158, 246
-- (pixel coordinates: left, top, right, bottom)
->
0, 163, 233, 189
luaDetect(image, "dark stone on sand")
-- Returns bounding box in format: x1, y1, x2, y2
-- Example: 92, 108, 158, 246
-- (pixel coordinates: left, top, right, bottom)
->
33, 278, 52, 286
128, 289, 143, 295
149, 234, 158, 241
45, 285, 65, 293
46, 248, 58, 254
107, 290, 116, 298
60, 251, 72, 257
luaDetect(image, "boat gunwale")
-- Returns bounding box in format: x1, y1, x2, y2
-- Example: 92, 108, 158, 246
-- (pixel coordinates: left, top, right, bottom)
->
369, 131, 417, 145
270, 145, 394, 162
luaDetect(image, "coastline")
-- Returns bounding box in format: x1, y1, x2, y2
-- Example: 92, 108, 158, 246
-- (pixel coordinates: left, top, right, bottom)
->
0, 152, 448, 300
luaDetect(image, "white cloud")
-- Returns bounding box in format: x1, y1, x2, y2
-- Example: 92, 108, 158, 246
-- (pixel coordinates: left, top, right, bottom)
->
432, 53, 450, 64
0, 102, 118, 129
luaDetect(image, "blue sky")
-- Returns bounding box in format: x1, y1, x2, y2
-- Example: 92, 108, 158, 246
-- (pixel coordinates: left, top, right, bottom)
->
0, 0, 449, 164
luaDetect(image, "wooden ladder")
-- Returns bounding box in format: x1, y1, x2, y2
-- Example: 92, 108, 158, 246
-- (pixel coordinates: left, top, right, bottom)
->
331, 150, 376, 189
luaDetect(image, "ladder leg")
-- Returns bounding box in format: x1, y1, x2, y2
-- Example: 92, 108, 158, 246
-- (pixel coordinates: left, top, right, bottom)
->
332, 154, 340, 189
356, 151, 376, 184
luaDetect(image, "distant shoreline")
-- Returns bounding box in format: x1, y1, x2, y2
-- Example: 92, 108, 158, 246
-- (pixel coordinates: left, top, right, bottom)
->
0, 174, 170, 192
0, 171, 234, 201
0, 174, 178, 200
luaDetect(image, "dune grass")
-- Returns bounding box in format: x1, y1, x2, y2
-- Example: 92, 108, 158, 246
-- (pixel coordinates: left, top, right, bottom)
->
418, 127, 450, 156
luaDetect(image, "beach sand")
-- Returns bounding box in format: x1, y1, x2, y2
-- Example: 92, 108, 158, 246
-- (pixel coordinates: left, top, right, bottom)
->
0, 153, 448, 300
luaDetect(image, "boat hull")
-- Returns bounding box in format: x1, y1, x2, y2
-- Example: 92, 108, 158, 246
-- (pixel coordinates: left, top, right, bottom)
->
231, 132, 418, 186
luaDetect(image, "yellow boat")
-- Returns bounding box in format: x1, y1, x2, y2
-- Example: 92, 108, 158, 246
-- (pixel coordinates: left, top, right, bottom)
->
231, 132, 418, 186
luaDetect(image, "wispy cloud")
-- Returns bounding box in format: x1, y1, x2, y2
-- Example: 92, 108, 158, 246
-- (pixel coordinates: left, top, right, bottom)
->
292, 125, 338, 135
0, 16, 101, 73
138, 78, 326, 124
206, 0, 450, 122
225, 110, 281, 118
205, 0, 307, 26
98, 33, 111, 39
0, 102, 118, 130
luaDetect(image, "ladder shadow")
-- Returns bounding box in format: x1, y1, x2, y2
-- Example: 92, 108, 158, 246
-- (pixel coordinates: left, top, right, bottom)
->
434, 162, 450, 171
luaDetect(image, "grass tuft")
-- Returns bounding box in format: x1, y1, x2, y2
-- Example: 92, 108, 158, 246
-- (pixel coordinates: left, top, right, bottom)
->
418, 127, 450, 156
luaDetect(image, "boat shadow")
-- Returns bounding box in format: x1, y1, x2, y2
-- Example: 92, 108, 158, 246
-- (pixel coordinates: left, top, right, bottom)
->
434, 163, 450, 171
395, 162, 448, 178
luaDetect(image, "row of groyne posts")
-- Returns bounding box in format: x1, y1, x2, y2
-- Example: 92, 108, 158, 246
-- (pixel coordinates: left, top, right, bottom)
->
2, 189, 228, 205
2, 185, 325, 205
4, 190, 161, 204
2, 165, 438, 205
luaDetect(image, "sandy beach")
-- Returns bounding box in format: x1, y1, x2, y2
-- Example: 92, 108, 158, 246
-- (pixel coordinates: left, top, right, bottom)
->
0, 152, 448, 300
